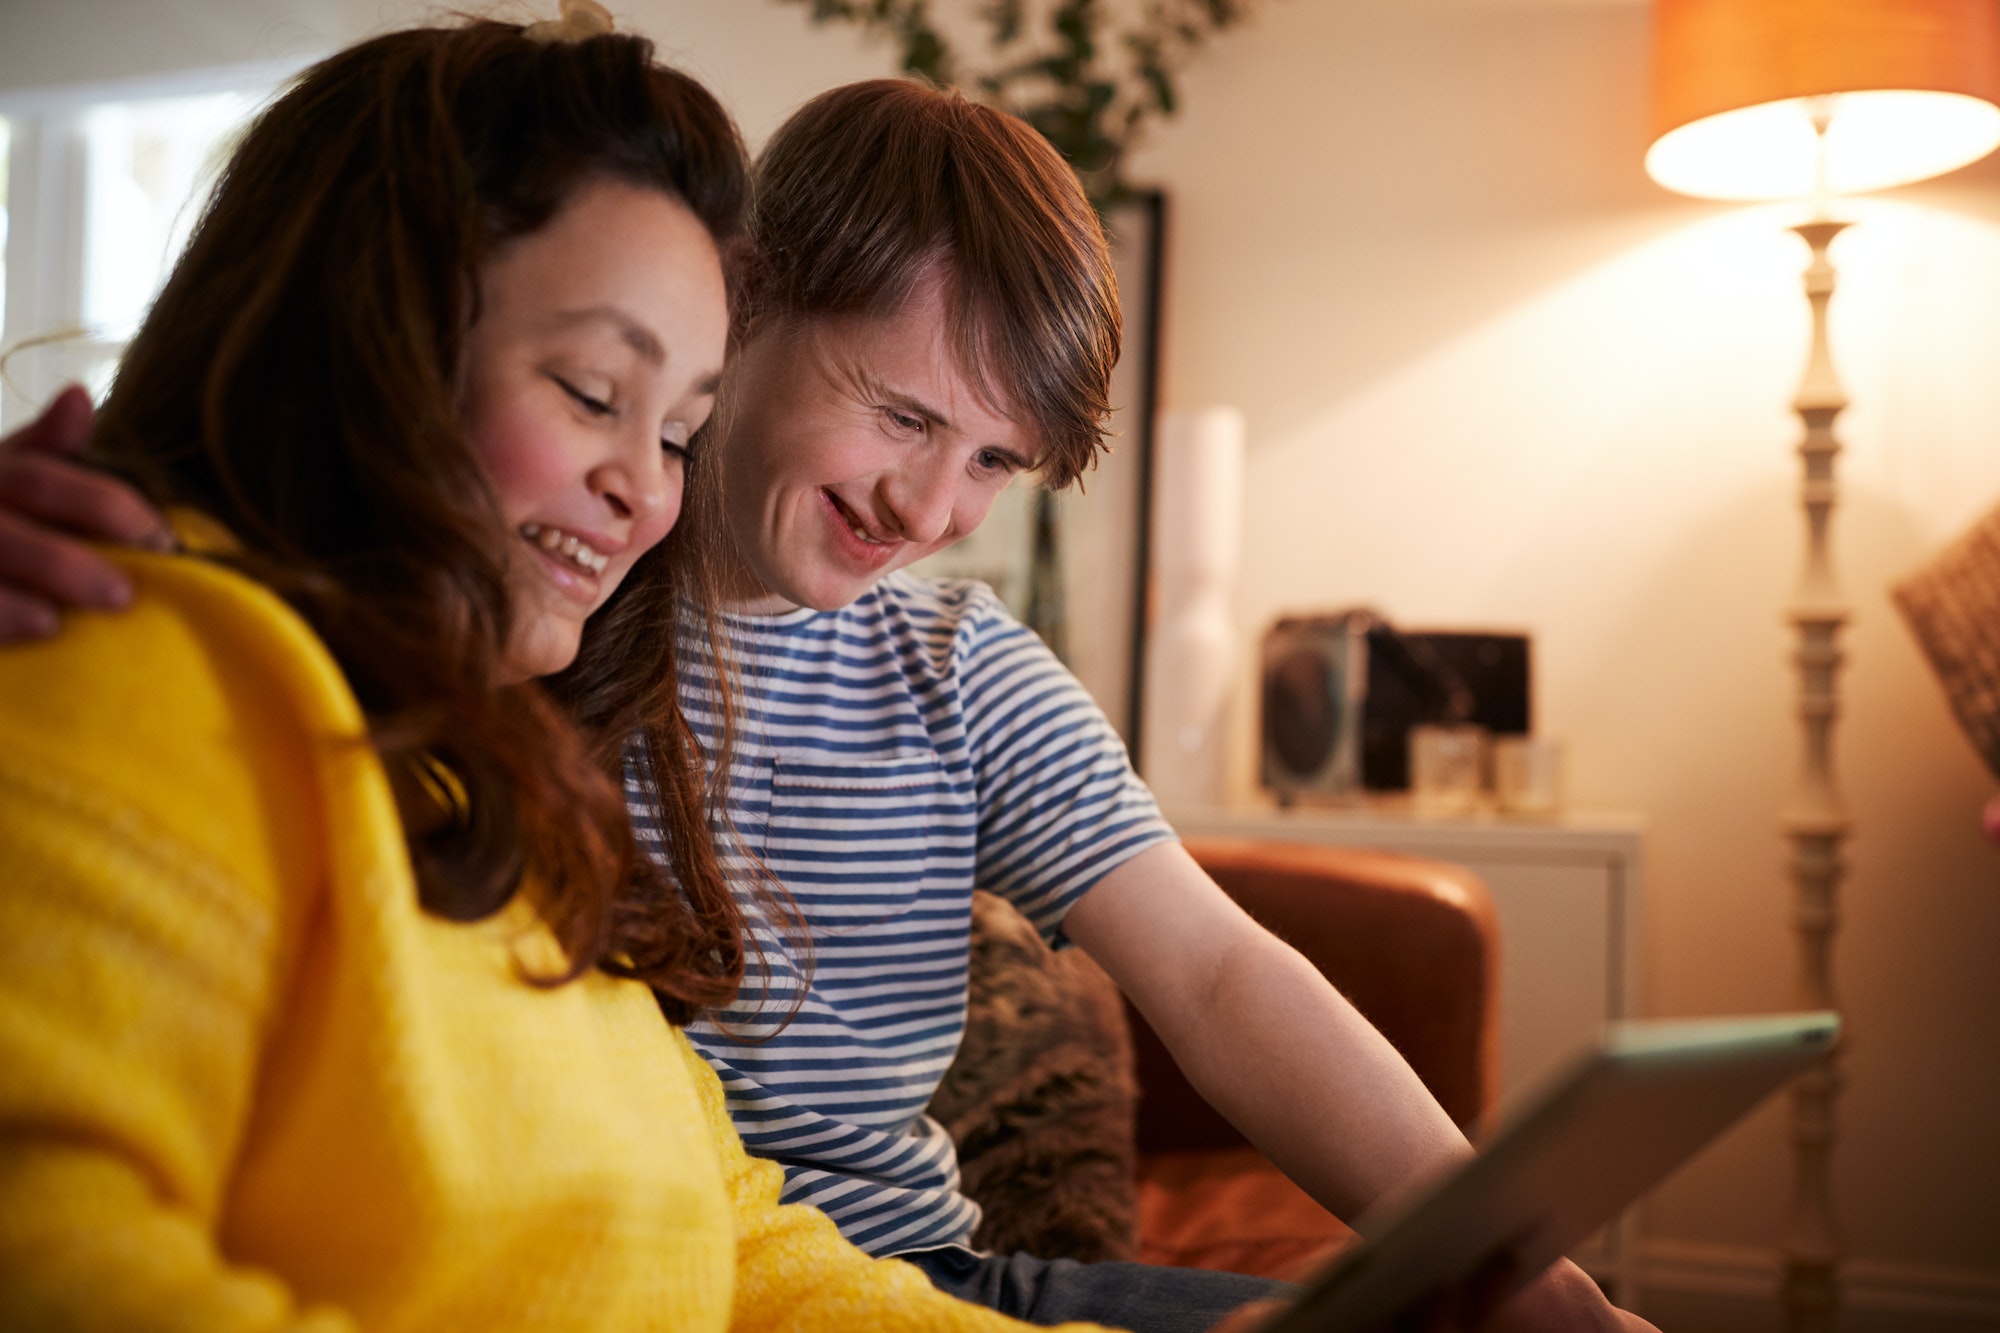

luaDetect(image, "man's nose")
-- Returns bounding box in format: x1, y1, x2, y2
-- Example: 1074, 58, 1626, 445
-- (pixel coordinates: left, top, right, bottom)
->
878, 454, 957, 545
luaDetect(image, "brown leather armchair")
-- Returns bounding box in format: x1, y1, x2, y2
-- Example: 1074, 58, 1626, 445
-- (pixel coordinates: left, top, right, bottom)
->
932, 835, 1500, 1279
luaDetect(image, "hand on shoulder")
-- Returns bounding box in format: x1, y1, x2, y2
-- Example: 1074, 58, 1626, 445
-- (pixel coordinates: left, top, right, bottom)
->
0, 386, 172, 643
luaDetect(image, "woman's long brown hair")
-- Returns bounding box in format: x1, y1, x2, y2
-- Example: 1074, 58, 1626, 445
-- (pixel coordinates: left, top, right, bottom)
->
90, 20, 750, 1019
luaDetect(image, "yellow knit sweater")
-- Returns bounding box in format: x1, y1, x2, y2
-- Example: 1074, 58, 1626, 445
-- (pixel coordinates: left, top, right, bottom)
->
0, 549, 1105, 1333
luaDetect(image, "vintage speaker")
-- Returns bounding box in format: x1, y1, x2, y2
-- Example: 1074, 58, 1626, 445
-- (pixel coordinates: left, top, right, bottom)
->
1260, 614, 1370, 801
1261, 611, 1530, 803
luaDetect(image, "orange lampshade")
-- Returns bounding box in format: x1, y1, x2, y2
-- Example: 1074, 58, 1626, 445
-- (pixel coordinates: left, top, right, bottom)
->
1646, 0, 2000, 200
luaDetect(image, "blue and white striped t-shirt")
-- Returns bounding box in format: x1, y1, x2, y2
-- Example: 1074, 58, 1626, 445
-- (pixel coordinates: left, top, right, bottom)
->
631, 572, 1174, 1257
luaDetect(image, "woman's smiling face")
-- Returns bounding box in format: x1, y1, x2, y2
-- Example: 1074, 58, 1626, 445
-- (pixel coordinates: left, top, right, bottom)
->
457, 177, 729, 681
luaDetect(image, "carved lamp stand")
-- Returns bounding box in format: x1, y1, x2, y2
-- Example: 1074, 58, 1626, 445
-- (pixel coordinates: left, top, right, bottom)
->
1779, 209, 1850, 1333
1643, 3, 2000, 1329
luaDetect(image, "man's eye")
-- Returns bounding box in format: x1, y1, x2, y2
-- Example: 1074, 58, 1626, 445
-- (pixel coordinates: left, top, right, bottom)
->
974, 448, 1014, 475
884, 408, 924, 433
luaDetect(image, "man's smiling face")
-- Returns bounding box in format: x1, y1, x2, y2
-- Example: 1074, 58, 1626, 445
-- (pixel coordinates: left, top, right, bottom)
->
715, 271, 1043, 613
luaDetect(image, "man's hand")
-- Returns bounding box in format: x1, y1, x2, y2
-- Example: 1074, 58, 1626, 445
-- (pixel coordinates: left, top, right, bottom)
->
0, 385, 172, 643
1492, 1259, 1656, 1332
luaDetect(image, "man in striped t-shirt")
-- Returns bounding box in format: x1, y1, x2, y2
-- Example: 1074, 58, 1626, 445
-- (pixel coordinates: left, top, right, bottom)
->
673, 81, 1648, 1333
672, 573, 1179, 1259
0, 74, 1651, 1333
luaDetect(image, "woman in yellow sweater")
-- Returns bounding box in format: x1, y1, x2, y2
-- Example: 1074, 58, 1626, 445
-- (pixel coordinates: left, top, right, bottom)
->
0, 11, 1103, 1332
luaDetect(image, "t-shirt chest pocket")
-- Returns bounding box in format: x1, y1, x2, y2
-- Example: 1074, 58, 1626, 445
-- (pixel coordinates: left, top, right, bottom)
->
763, 751, 942, 934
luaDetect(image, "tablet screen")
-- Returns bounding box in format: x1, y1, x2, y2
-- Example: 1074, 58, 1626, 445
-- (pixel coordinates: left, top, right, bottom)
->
1261, 1012, 1839, 1333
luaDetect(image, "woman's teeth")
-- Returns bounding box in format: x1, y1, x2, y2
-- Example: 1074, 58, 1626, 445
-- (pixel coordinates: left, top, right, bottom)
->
520, 522, 608, 574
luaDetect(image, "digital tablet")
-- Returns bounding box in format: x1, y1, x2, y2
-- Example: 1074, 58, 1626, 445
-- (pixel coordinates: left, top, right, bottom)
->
1259, 1011, 1840, 1333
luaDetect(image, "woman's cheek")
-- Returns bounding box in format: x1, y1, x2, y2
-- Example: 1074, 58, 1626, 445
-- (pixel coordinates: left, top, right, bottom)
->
468, 405, 573, 519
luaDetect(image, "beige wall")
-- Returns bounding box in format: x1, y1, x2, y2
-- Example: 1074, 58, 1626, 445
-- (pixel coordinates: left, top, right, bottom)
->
1124, 0, 2000, 1294
4, 0, 1996, 1306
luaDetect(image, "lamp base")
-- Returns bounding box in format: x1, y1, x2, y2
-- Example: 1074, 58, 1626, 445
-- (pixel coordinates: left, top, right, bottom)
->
1781, 1261, 1837, 1333
1778, 218, 1851, 1333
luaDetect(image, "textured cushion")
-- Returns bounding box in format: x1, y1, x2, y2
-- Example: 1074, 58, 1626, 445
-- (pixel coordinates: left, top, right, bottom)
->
939, 842, 1498, 1277
1894, 500, 2000, 779
928, 892, 1140, 1262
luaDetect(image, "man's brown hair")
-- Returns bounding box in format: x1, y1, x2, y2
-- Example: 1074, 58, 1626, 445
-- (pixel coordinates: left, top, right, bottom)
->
747, 79, 1120, 490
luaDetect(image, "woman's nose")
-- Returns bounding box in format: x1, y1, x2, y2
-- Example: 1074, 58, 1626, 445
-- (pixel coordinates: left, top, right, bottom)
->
594, 430, 674, 525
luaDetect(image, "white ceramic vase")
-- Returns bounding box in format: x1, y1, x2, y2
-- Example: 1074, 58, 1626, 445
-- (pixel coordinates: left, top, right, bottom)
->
1141, 406, 1245, 812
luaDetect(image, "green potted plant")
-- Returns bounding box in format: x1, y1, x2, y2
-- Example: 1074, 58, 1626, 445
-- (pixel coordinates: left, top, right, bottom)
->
780, 0, 1252, 207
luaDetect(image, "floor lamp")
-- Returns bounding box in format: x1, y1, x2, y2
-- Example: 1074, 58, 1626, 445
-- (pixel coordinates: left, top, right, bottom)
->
1642, 4, 2000, 1331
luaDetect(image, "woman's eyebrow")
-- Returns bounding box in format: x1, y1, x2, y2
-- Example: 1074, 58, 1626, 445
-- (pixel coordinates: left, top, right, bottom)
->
556, 305, 665, 365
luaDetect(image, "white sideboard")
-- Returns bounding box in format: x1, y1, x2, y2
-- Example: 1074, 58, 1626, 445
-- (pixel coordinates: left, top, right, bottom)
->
1167, 800, 1646, 1292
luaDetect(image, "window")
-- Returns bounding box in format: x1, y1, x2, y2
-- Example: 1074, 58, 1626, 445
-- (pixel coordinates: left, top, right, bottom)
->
1, 78, 274, 430
1, 118, 12, 339
81, 93, 255, 341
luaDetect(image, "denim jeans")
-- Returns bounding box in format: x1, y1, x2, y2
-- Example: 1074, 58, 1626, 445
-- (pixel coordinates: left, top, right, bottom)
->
902, 1246, 1295, 1333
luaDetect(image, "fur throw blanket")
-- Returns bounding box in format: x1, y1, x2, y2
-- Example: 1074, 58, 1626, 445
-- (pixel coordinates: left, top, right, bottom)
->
926, 891, 1141, 1262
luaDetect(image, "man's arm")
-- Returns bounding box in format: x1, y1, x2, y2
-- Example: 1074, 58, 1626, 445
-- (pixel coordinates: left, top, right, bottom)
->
0, 386, 172, 642
1065, 840, 1462, 1216
1063, 840, 1650, 1331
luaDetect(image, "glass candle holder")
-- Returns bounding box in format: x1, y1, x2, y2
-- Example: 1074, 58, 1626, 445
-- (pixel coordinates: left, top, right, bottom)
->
1409, 723, 1485, 816
1495, 735, 1564, 816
